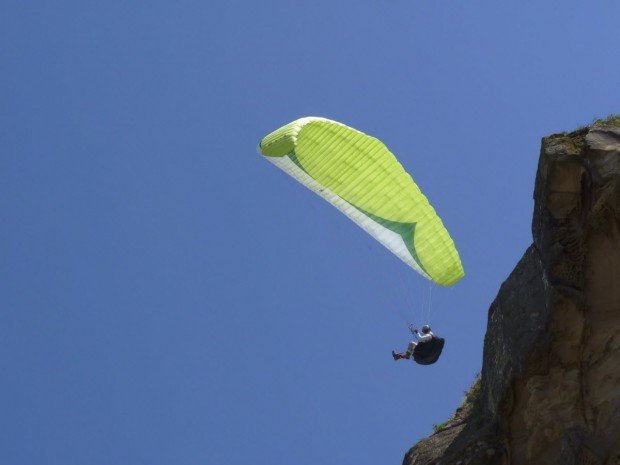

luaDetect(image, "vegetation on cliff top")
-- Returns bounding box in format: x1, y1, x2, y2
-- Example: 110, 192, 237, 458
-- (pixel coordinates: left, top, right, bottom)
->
593, 114, 620, 127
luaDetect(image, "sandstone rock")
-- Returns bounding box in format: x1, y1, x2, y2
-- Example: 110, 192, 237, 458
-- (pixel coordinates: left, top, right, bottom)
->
403, 121, 620, 465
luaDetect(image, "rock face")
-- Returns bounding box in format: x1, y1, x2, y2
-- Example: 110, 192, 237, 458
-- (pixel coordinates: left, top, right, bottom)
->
403, 121, 620, 465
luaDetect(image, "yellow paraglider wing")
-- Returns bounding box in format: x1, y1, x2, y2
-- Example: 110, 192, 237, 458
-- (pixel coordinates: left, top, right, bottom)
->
259, 117, 464, 286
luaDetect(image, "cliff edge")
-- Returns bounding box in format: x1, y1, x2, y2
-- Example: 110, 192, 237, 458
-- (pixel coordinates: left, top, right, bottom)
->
403, 117, 620, 465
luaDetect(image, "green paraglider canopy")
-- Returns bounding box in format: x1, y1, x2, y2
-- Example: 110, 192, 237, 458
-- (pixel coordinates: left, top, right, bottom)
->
259, 117, 464, 286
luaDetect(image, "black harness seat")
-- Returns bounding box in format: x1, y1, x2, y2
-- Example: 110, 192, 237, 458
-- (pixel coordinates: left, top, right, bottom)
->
413, 336, 445, 365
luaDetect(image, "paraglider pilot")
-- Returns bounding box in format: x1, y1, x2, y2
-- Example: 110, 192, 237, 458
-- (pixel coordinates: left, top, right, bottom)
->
392, 325, 434, 360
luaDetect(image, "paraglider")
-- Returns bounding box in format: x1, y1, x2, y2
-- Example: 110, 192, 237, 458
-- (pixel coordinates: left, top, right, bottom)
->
392, 325, 445, 365
258, 117, 463, 365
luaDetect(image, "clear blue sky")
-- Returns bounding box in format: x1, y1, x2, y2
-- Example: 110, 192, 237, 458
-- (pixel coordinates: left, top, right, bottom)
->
2, 2, 619, 464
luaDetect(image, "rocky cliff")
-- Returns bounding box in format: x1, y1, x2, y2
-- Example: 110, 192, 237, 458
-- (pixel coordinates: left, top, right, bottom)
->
403, 118, 620, 465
